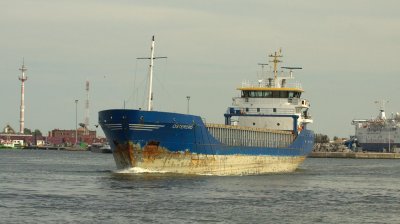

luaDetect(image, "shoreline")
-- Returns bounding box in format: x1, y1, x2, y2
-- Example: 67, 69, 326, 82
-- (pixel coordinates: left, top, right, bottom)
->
309, 151, 400, 159
0, 146, 88, 151
4, 146, 400, 158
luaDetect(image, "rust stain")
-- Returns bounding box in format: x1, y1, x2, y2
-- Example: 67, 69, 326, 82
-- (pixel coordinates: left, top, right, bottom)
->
190, 154, 216, 168
113, 140, 135, 169
142, 141, 163, 161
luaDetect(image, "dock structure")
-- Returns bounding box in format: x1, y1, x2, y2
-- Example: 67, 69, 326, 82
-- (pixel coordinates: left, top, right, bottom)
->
309, 152, 400, 159
22, 145, 87, 151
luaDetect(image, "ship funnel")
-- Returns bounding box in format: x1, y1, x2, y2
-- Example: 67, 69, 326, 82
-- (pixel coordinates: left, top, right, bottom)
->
379, 110, 386, 120
375, 100, 388, 120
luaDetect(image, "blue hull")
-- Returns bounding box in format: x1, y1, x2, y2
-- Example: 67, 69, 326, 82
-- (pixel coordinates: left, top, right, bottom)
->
359, 143, 400, 152
99, 109, 314, 174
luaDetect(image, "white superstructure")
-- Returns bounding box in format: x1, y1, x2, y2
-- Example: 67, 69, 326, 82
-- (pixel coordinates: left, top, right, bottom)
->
352, 101, 400, 151
226, 50, 312, 132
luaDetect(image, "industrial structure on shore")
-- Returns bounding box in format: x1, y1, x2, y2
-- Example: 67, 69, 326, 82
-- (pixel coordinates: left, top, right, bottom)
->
0, 124, 103, 148
0, 61, 105, 149
18, 59, 28, 134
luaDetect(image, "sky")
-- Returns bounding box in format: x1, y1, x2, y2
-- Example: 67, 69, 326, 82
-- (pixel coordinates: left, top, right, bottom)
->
1, 0, 400, 138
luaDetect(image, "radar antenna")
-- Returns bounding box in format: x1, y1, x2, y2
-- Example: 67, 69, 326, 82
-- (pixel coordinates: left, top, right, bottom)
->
281, 66, 302, 78
375, 100, 389, 112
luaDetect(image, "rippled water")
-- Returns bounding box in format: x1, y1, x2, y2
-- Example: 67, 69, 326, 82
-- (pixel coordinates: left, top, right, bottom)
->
1, 149, 399, 223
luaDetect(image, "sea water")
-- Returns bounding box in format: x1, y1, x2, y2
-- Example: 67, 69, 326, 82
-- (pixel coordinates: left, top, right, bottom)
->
0, 149, 399, 223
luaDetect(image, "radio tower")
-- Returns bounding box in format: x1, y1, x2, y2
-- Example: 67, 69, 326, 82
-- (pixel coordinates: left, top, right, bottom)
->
84, 80, 90, 135
18, 59, 28, 134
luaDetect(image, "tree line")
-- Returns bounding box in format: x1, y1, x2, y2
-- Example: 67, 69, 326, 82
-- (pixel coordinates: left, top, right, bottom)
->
24, 128, 42, 136
314, 133, 330, 143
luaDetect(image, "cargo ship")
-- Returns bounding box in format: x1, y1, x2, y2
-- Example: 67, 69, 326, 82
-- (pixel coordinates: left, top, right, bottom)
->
351, 101, 400, 152
99, 37, 314, 175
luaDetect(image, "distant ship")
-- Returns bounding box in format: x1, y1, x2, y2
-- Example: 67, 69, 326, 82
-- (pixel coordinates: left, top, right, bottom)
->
89, 143, 112, 153
352, 101, 400, 152
99, 37, 314, 175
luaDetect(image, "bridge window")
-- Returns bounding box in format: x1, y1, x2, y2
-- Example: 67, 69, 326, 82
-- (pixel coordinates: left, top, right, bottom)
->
279, 91, 288, 98
263, 91, 272, 97
241, 90, 301, 98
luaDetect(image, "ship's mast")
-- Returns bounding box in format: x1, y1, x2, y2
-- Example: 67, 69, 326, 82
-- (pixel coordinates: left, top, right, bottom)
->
137, 36, 167, 111
269, 49, 283, 83
18, 59, 28, 134
147, 37, 155, 111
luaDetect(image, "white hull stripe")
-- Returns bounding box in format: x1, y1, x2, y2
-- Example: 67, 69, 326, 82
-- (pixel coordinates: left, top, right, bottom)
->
104, 123, 164, 131
129, 124, 165, 128
129, 124, 165, 131
104, 124, 122, 131
130, 128, 153, 131
105, 124, 122, 127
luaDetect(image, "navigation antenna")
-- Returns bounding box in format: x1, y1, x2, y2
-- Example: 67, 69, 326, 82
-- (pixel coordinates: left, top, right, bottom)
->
269, 49, 283, 82
258, 63, 268, 78
137, 36, 167, 111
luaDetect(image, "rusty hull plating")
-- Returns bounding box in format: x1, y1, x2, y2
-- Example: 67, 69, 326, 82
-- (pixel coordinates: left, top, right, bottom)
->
112, 141, 306, 175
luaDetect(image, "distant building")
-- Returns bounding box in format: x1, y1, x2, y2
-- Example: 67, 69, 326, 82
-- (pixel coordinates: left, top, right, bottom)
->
47, 128, 97, 145
3, 124, 16, 134
1, 125, 104, 147
1, 124, 45, 147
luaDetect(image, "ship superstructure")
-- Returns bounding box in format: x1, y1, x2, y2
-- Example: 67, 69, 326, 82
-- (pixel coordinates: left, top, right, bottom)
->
99, 37, 314, 175
352, 101, 400, 152
225, 50, 312, 132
